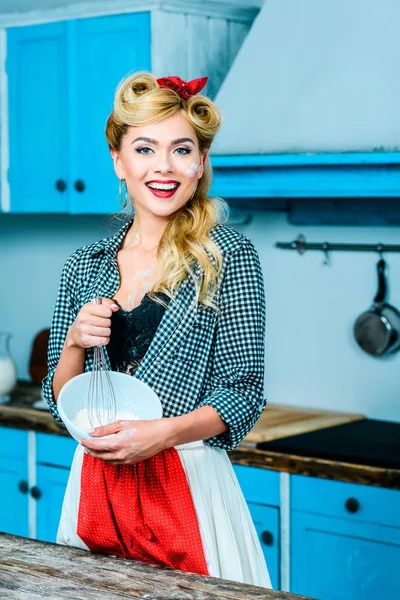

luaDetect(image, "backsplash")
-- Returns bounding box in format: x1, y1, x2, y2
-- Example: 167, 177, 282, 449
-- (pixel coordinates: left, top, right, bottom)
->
1, 212, 400, 420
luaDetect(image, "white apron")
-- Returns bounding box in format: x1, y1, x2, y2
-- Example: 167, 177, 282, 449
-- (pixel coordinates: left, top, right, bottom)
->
57, 440, 272, 589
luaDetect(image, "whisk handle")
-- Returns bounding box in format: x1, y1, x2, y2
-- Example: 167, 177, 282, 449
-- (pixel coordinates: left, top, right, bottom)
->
92, 290, 102, 305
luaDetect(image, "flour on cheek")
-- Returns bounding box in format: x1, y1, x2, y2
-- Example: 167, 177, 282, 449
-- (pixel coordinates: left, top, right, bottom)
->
185, 162, 200, 177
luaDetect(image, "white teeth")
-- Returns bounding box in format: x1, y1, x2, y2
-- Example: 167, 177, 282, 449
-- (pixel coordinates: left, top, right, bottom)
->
147, 182, 178, 191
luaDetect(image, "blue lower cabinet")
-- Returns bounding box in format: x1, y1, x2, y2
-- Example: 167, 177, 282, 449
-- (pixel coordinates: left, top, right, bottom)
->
247, 502, 280, 590
0, 428, 29, 537
290, 475, 400, 600
233, 465, 280, 506
35, 464, 71, 543
233, 465, 280, 589
36, 433, 77, 468
291, 511, 400, 600
35, 433, 76, 542
0, 457, 29, 537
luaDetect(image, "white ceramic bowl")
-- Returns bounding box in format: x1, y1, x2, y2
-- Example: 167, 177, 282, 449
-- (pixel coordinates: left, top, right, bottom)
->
57, 371, 163, 442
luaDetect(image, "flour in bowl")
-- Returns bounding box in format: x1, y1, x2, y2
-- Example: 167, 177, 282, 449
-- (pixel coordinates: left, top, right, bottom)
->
74, 408, 139, 432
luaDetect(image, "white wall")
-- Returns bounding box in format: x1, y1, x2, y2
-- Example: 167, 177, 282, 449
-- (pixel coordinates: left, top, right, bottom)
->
2, 213, 400, 421
243, 212, 400, 421
0, 214, 116, 380
212, 0, 400, 154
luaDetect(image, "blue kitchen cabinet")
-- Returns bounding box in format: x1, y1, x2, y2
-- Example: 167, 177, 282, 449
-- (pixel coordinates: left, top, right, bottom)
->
70, 13, 151, 214
290, 474, 400, 600
0, 427, 29, 537
0, 428, 76, 542
7, 12, 151, 215
35, 433, 77, 543
247, 502, 280, 590
233, 465, 280, 589
7, 22, 69, 213
35, 464, 71, 543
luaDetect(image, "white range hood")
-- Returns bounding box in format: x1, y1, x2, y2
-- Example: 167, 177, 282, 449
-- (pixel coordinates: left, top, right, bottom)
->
212, 0, 400, 155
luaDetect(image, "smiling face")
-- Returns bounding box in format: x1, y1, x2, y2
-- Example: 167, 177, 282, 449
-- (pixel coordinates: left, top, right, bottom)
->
111, 112, 205, 219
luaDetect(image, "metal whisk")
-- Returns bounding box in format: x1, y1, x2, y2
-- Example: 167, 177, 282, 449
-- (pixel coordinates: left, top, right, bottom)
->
87, 292, 117, 429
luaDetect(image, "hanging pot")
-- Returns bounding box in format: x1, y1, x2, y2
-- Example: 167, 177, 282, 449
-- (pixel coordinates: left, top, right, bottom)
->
354, 259, 400, 357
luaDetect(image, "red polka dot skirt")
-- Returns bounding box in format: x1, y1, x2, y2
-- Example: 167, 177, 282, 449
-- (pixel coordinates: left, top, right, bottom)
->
77, 448, 209, 575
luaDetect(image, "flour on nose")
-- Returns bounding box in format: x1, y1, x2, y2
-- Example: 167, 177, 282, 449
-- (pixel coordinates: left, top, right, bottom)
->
156, 164, 169, 172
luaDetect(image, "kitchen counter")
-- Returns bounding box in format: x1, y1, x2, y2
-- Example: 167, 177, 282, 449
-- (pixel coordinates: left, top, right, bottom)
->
0, 532, 313, 599
3, 382, 365, 442
2, 381, 400, 490
0, 382, 67, 436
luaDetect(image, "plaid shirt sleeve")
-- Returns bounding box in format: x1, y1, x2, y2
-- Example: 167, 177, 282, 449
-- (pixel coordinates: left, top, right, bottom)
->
41, 252, 81, 423
198, 238, 267, 451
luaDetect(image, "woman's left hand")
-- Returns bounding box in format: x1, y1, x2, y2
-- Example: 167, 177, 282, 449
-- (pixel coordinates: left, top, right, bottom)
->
79, 418, 174, 465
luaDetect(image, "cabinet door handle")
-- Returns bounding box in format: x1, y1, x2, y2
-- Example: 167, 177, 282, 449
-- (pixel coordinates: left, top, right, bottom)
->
55, 179, 67, 192
261, 530, 274, 546
74, 179, 85, 192
30, 486, 42, 500
18, 480, 28, 494
345, 497, 360, 514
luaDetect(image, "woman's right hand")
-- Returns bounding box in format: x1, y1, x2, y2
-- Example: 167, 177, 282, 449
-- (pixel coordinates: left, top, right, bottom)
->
66, 298, 119, 350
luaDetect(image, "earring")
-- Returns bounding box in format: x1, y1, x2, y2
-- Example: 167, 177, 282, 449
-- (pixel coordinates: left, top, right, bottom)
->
119, 178, 128, 209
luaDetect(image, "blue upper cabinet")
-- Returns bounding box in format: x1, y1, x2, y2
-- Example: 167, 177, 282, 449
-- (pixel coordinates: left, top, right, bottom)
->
210, 153, 400, 199
70, 13, 151, 214
7, 13, 151, 214
7, 22, 69, 213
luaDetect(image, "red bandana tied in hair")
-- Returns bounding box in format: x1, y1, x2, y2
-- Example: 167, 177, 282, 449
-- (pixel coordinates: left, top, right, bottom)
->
156, 76, 208, 100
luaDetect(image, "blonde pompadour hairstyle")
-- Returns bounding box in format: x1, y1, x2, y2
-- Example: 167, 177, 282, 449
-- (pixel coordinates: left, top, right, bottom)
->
105, 72, 229, 312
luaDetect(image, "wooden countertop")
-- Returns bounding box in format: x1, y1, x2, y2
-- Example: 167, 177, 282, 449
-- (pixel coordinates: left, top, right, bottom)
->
2, 382, 400, 490
0, 533, 313, 599
243, 403, 364, 446
1, 382, 365, 443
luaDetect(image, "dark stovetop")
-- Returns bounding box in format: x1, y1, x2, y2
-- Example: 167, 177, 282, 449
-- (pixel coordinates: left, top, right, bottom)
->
257, 419, 400, 470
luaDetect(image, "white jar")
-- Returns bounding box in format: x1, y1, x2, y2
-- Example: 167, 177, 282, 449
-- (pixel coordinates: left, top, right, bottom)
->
0, 333, 17, 403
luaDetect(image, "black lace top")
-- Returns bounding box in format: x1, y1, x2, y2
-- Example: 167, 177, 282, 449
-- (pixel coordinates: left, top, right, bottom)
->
107, 292, 171, 376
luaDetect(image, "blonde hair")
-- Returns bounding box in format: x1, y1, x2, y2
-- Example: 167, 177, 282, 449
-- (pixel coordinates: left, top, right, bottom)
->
105, 72, 229, 312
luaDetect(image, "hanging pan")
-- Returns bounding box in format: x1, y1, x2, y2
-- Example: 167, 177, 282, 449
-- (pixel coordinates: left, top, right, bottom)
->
354, 258, 400, 357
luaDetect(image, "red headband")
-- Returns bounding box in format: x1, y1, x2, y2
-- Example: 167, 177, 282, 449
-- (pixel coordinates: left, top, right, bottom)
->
157, 76, 208, 100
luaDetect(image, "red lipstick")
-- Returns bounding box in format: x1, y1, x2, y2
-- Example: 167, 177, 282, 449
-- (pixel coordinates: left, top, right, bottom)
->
145, 180, 180, 199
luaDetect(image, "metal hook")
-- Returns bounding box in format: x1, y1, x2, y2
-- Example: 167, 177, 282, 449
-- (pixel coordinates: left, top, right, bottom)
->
376, 243, 384, 260
295, 234, 306, 255
322, 242, 331, 266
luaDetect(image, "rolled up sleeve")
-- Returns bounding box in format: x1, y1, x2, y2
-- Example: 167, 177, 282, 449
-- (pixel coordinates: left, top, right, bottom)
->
198, 238, 267, 450
41, 253, 79, 423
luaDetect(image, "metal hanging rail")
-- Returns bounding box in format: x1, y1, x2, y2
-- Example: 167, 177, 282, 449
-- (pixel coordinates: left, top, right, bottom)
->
276, 235, 400, 255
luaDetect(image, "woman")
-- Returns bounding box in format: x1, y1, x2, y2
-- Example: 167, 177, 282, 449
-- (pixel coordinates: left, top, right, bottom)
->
42, 72, 271, 588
